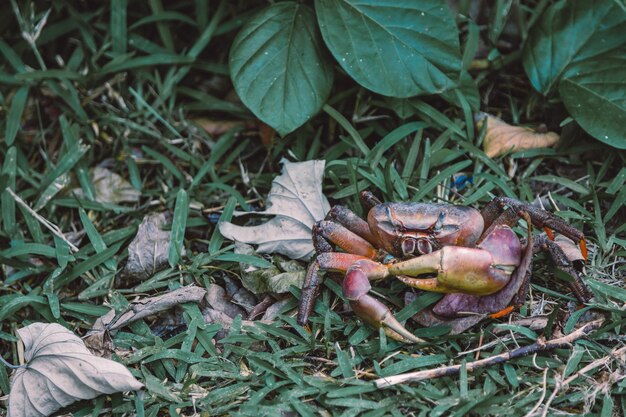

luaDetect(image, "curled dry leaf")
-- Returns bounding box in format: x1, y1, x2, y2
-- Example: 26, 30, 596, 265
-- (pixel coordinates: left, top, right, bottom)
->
206, 284, 247, 319
192, 118, 251, 137
219, 160, 330, 260
477, 113, 560, 158
554, 235, 585, 264
84, 286, 206, 356
117, 212, 174, 285
202, 284, 261, 338
8, 323, 142, 417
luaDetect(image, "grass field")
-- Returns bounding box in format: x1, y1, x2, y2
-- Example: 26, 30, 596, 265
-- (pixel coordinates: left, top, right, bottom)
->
1, 1, 625, 416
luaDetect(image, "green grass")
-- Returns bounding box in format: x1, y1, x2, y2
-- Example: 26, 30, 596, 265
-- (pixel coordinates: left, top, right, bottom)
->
1, 1, 625, 416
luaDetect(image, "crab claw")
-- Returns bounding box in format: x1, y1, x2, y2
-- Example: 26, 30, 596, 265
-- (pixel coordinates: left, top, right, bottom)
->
343, 260, 424, 344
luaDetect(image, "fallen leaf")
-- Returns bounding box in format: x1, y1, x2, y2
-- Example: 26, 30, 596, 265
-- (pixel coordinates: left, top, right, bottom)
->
117, 212, 173, 285
109, 285, 207, 331
235, 242, 306, 294
261, 298, 293, 321
206, 284, 247, 319
477, 113, 559, 158
8, 323, 143, 417
192, 118, 250, 137
84, 286, 207, 356
554, 235, 585, 264
74, 166, 140, 204
222, 275, 258, 313
219, 160, 330, 260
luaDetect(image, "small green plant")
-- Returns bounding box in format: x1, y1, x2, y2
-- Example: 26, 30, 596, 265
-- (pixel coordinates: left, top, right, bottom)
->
229, 0, 463, 135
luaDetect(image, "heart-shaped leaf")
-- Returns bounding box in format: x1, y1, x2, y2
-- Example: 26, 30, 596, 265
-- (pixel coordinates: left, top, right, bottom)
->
8, 323, 143, 417
315, 0, 461, 97
229, 2, 333, 136
523, 0, 626, 148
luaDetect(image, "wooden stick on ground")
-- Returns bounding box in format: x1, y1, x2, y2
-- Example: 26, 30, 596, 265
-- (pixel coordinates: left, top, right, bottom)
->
374, 319, 604, 388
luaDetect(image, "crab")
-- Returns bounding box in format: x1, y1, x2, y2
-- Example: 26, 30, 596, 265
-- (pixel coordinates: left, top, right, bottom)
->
297, 191, 590, 343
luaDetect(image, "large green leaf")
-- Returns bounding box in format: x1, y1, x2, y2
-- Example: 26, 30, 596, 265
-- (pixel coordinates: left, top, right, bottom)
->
560, 55, 626, 149
315, 0, 461, 97
229, 2, 333, 136
523, 0, 626, 148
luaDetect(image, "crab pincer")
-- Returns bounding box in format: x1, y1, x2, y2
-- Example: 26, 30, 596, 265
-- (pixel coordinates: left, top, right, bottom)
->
343, 260, 424, 343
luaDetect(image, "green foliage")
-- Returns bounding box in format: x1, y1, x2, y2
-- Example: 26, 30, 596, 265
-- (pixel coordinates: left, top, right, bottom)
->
230, 0, 463, 135
523, 0, 626, 148
315, 0, 461, 97
229, 2, 333, 136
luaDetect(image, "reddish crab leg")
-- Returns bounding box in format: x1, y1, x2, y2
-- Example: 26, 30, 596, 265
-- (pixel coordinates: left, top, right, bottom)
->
344, 260, 423, 343
314, 221, 378, 258
326, 205, 378, 245
480, 197, 588, 261
299, 253, 384, 325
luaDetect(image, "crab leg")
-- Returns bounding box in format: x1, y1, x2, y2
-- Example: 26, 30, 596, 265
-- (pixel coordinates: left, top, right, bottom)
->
314, 221, 377, 258
298, 253, 383, 325
326, 205, 378, 245
359, 191, 383, 212
299, 221, 378, 325
344, 260, 423, 343
533, 235, 592, 302
481, 197, 587, 260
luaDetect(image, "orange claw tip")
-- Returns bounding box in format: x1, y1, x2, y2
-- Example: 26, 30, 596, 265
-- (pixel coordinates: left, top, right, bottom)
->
488, 305, 515, 319
579, 239, 588, 262
543, 227, 555, 241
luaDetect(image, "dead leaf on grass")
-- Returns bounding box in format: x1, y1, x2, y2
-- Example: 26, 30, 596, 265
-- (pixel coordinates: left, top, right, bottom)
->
73, 166, 140, 204
219, 160, 330, 260
117, 212, 174, 285
554, 235, 585, 264
8, 323, 142, 417
84, 286, 207, 356
206, 284, 247, 319
477, 113, 559, 158
192, 118, 252, 137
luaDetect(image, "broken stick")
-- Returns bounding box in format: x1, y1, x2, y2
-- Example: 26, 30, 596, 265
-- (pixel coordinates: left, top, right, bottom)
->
374, 319, 603, 388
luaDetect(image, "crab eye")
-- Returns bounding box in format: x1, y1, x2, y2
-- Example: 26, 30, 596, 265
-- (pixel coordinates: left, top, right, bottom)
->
401, 238, 417, 256
416, 238, 433, 254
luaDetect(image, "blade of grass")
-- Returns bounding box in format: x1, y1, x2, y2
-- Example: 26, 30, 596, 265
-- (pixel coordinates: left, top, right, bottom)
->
5, 86, 29, 146
168, 189, 189, 267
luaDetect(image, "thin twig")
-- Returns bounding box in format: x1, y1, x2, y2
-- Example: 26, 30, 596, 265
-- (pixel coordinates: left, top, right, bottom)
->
374, 320, 603, 388
563, 345, 626, 386
6, 188, 80, 252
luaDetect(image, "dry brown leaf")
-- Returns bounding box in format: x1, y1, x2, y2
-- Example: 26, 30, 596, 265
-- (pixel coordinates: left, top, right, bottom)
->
8, 323, 142, 417
192, 118, 250, 137
74, 166, 141, 204
219, 160, 330, 261
84, 286, 206, 357
117, 212, 172, 285
477, 113, 560, 158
